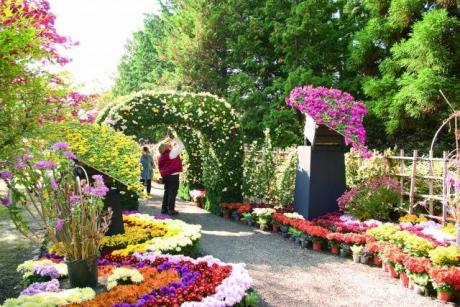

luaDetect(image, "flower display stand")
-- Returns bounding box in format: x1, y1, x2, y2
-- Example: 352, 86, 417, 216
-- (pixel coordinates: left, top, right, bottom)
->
75, 162, 125, 235
294, 115, 346, 219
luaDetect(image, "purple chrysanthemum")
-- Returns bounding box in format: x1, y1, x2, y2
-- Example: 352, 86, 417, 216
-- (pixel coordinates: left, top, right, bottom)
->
82, 175, 109, 197
69, 194, 81, 204
0, 170, 12, 181
33, 161, 56, 170
64, 151, 77, 160
1, 196, 11, 207
20, 279, 60, 296
50, 177, 58, 191
52, 142, 69, 151
55, 218, 64, 232
15, 162, 26, 170
32, 265, 60, 279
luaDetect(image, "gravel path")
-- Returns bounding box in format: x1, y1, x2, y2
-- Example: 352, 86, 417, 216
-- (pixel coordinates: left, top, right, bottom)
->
141, 184, 449, 307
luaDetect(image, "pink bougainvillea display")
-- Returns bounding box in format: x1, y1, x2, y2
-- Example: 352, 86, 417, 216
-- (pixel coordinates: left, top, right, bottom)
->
285, 85, 368, 154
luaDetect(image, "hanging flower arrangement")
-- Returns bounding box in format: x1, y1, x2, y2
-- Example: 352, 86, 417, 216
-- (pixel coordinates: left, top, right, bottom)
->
285, 85, 368, 155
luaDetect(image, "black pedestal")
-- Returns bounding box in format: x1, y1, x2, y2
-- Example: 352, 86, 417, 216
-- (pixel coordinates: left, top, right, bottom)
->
74, 162, 125, 235
294, 145, 345, 219
104, 189, 125, 236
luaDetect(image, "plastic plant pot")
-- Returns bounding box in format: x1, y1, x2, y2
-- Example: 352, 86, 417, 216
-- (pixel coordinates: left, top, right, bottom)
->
400, 273, 409, 288
330, 245, 339, 255
312, 241, 322, 251
66, 258, 98, 289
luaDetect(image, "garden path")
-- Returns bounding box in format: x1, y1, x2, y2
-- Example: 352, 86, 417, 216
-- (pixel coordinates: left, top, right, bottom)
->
141, 183, 449, 307
0, 183, 40, 303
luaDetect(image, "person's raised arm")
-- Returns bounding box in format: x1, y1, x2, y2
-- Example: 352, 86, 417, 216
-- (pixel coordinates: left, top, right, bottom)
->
169, 137, 184, 159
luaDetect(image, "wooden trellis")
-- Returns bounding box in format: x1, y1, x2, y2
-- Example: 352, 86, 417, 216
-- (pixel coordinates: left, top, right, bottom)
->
384, 149, 451, 224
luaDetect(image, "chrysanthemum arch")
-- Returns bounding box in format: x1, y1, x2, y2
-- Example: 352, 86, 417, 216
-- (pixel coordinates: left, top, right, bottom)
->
98, 91, 243, 212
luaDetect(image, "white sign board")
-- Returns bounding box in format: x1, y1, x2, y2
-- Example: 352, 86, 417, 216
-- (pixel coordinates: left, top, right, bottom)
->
304, 114, 317, 145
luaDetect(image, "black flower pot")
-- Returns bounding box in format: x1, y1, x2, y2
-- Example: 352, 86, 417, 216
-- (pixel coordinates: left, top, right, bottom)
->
301, 239, 311, 249
66, 258, 98, 288
339, 248, 350, 258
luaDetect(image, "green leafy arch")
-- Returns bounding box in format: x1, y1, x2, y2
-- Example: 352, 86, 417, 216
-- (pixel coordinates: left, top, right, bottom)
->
98, 91, 243, 213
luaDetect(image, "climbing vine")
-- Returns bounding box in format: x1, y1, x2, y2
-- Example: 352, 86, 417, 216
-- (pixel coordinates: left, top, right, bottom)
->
99, 91, 244, 213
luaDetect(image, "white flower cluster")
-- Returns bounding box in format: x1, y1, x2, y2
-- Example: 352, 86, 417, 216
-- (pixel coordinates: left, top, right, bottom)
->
147, 218, 202, 253
252, 208, 276, 217
106, 268, 144, 290
17, 259, 68, 279
283, 212, 305, 220
2, 287, 95, 307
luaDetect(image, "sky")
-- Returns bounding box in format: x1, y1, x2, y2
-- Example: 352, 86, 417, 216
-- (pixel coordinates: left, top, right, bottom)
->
49, 0, 160, 93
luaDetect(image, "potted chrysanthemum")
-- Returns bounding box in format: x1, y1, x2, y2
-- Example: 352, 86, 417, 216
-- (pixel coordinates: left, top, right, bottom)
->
350, 245, 363, 263
1, 142, 111, 288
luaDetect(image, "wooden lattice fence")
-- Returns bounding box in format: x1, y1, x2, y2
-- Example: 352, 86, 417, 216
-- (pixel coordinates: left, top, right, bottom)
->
375, 150, 452, 224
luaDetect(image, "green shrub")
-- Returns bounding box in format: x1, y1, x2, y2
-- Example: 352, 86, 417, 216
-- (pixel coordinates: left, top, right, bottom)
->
339, 176, 400, 221
277, 150, 296, 205
236, 291, 259, 307
345, 148, 395, 188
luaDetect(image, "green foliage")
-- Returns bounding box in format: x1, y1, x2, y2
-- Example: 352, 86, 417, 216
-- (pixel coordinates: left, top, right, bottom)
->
344, 182, 400, 221
236, 291, 260, 307
0, 1, 75, 161
345, 148, 395, 187
47, 123, 143, 195
178, 184, 191, 201
113, 0, 460, 151
288, 227, 302, 238
243, 134, 296, 205
277, 149, 297, 205
100, 91, 243, 213
242, 132, 277, 204
113, 14, 175, 96
241, 212, 254, 223
352, 2, 460, 150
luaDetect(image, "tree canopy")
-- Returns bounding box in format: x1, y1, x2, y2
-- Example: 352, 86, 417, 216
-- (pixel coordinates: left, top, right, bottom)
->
0, 0, 90, 160
113, 0, 460, 151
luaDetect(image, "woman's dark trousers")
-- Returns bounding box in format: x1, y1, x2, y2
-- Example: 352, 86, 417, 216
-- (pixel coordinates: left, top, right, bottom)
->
162, 175, 179, 213
141, 179, 152, 194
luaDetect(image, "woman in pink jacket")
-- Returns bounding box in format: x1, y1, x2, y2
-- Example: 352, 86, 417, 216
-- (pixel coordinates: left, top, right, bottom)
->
158, 130, 184, 215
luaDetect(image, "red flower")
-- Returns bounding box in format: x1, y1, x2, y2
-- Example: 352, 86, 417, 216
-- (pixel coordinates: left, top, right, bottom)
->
430, 267, 460, 289
272, 213, 291, 226
219, 202, 248, 210
237, 204, 252, 214
365, 241, 389, 254
326, 232, 371, 245
404, 256, 431, 274
298, 224, 330, 239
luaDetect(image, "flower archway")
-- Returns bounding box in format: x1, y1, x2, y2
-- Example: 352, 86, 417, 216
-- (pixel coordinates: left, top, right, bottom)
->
98, 91, 243, 213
